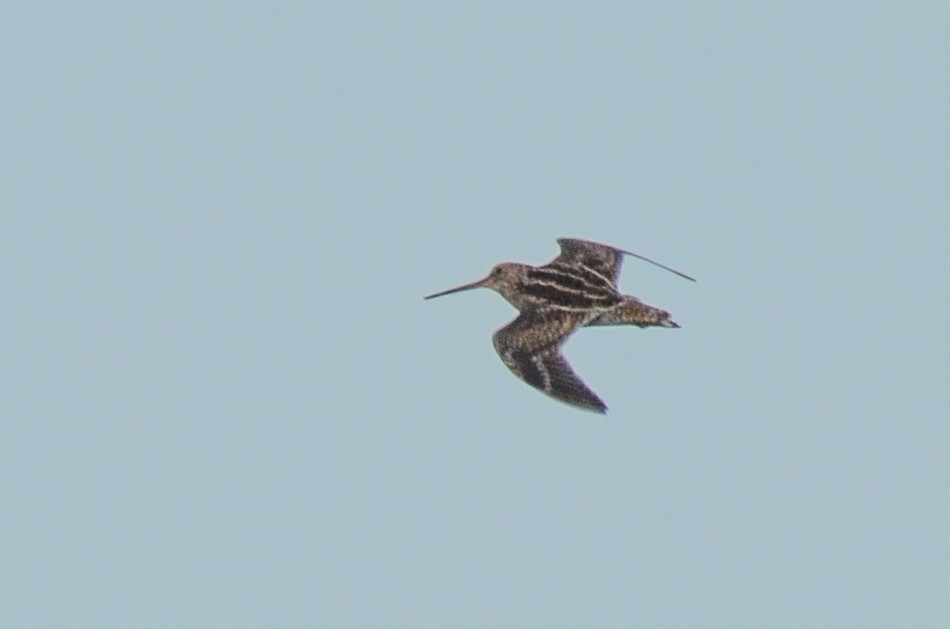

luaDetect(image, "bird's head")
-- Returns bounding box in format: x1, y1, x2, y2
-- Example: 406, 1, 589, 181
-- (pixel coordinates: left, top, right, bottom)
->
424, 263, 527, 302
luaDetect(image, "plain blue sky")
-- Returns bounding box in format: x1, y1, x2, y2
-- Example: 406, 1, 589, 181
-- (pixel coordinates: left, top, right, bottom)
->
3, 4, 948, 627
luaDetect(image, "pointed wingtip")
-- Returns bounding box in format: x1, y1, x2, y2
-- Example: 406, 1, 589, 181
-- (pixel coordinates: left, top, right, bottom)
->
619, 249, 697, 283
582, 399, 609, 415
569, 400, 607, 414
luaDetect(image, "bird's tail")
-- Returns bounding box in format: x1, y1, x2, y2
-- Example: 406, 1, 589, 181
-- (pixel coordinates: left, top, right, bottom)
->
585, 297, 680, 328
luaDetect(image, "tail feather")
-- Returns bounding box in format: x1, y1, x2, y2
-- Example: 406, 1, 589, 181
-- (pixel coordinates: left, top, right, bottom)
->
586, 297, 679, 328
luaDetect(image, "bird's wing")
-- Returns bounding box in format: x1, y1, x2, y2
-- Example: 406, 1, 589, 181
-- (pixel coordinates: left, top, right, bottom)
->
492, 309, 607, 413
550, 238, 626, 286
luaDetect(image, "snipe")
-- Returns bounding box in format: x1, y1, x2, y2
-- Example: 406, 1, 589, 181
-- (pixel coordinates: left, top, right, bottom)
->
425, 238, 694, 414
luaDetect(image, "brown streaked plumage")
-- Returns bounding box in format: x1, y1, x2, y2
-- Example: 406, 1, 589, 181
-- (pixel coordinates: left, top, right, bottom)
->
424, 238, 694, 414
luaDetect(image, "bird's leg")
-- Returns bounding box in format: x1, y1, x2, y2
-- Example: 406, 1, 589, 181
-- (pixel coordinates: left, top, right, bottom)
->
585, 296, 680, 329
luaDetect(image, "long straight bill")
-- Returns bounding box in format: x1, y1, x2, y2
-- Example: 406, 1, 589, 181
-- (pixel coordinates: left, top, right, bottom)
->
424, 278, 486, 300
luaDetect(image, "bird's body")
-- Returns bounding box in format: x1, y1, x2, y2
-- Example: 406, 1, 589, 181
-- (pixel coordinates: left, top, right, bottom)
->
425, 238, 693, 414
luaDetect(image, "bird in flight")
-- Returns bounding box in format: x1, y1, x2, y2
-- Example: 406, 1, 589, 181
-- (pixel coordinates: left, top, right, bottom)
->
424, 238, 694, 413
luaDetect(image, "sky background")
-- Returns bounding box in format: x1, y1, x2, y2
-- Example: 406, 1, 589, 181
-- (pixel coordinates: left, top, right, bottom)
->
3, 4, 949, 628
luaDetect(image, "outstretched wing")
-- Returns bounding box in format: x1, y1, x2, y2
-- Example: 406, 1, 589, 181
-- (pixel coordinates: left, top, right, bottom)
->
550, 238, 626, 286
492, 309, 607, 413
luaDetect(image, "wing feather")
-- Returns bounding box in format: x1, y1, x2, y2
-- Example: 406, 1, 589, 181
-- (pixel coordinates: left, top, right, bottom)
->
492, 310, 607, 413
551, 238, 626, 286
